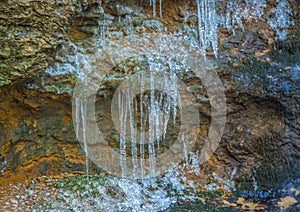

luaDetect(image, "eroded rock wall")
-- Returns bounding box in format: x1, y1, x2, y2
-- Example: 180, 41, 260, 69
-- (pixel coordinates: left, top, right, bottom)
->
0, 0, 299, 192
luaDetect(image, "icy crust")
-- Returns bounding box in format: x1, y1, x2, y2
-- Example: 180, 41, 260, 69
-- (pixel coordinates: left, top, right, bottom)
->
4, 163, 236, 211
45, 0, 294, 79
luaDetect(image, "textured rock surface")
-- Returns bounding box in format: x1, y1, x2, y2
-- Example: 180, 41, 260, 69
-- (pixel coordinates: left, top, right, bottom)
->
0, 85, 85, 175
0, 0, 299, 193
0, 0, 83, 86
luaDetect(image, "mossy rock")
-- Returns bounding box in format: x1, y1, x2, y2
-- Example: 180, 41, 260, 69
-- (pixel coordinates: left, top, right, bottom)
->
0, 0, 77, 87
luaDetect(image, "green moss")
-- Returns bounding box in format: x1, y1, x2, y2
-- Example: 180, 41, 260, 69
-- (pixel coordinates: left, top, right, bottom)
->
196, 190, 223, 199
235, 178, 253, 193
54, 174, 109, 191
0, 75, 11, 86
0, 45, 10, 58
220, 55, 273, 80
270, 51, 300, 66
235, 56, 272, 75
270, 26, 300, 66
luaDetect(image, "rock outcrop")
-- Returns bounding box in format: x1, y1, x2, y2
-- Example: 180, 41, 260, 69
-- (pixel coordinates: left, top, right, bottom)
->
0, 0, 299, 193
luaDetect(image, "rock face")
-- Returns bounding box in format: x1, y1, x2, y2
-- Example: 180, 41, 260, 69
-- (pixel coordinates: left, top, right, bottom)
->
0, 0, 78, 86
218, 64, 300, 191
0, 85, 85, 175
0, 0, 299, 192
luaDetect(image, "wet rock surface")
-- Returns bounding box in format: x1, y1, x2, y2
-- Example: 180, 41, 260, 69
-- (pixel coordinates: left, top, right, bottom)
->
0, 0, 299, 210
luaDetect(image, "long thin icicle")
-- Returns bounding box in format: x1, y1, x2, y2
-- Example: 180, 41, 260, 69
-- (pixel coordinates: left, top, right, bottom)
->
162, 72, 172, 141
153, 0, 157, 17
128, 90, 138, 178
159, 0, 163, 18
139, 72, 145, 179
75, 97, 80, 138
119, 91, 128, 178
148, 70, 156, 176
196, 0, 218, 57
79, 98, 89, 175
150, 0, 162, 17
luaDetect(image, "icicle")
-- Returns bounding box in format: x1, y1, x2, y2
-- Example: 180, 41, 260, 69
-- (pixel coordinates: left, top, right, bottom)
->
170, 72, 178, 124
196, 0, 218, 57
153, 0, 157, 17
148, 70, 156, 176
98, 19, 110, 38
162, 72, 171, 140
196, 0, 203, 56
230, 167, 237, 181
253, 169, 258, 192
139, 71, 145, 179
80, 98, 89, 175
119, 91, 128, 178
163, 97, 171, 141
98, 20, 104, 38
182, 133, 189, 166
150, 0, 156, 16
159, 0, 163, 18
74, 97, 89, 176
75, 97, 80, 138
148, 120, 156, 177
128, 90, 138, 178
114, 69, 182, 178
156, 92, 164, 149
209, 0, 218, 57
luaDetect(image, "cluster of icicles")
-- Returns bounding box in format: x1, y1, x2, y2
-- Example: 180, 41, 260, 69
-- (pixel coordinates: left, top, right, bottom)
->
150, 0, 163, 18
99, 0, 291, 57
74, 70, 181, 178
117, 71, 181, 178
149, 0, 218, 57
71, 0, 293, 179
195, 0, 218, 57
